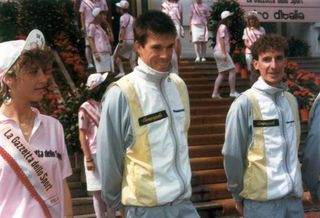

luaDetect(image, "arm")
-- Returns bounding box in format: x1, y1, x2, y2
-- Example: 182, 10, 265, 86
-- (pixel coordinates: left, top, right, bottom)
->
87, 25, 100, 62
79, 129, 95, 171
97, 86, 132, 209
63, 179, 73, 217
302, 97, 320, 200
222, 95, 251, 206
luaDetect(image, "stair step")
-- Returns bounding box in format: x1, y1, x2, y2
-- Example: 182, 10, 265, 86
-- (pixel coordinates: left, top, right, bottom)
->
201, 183, 232, 201
189, 124, 225, 135
73, 197, 95, 216
190, 106, 229, 116
190, 98, 233, 106
189, 133, 225, 145
67, 168, 81, 182
192, 169, 227, 186
190, 156, 223, 171
189, 144, 223, 158
191, 115, 226, 125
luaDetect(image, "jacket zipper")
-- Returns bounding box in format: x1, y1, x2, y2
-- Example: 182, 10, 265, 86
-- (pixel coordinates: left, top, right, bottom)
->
159, 77, 187, 201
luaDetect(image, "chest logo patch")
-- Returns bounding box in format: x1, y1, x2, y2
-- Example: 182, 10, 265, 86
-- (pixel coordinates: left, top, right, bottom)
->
253, 119, 279, 127
139, 110, 168, 126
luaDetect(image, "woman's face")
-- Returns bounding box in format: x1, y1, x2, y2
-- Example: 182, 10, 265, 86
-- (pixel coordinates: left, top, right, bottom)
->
10, 65, 51, 103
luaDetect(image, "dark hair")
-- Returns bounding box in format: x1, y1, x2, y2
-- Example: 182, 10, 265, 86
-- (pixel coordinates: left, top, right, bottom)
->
251, 34, 288, 61
87, 81, 107, 101
215, 16, 232, 37
134, 10, 176, 47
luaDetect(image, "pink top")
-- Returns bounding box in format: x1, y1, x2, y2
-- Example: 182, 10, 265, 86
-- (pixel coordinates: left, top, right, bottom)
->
88, 23, 112, 53
0, 108, 72, 218
119, 13, 134, 40
214, 24, 231, 53
242, 26, 266, 54
161, 1, 183, 22
79, 0, 108, 29
78, 100, 101, 154
189, 3, 210, 25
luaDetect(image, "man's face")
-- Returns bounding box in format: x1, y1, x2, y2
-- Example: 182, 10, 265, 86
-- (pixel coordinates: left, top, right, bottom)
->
253, 49, 287, 87
135, 32, 175, 73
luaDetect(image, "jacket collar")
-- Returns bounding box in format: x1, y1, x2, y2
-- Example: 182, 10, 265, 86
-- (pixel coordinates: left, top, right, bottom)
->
252, 77, 288, 95
135, 58, 171, 81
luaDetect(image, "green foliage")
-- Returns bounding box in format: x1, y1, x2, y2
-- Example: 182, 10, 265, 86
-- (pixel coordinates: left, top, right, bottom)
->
57, 85, 88, 154
287, 37, 309, 57
0, 2, 19, 42
18, 0, 80, 45
209, 0, 245, 50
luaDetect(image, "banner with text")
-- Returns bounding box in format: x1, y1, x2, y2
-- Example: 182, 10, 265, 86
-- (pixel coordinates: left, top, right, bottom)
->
236, 0, 320, 22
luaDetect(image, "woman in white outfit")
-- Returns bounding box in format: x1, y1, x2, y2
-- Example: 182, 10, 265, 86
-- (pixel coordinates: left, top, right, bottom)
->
212, 11, 239, 99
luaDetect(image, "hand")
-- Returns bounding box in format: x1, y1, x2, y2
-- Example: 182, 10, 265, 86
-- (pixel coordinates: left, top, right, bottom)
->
235, 200, 243, 217
222, 53, 227, 62
86, 161, 95, 171
94, 53, 101, 62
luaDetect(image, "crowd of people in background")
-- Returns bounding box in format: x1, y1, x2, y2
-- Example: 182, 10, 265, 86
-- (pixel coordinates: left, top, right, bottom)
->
1, 0, 320, 218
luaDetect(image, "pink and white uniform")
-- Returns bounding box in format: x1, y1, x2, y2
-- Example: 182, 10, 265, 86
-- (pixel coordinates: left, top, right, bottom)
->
242, 26, 266, 54
214, 24, 231, 53
78, 100, 101, 154
190, 2, 210, 42
88, 23, 112, 72
79, 0, 108, 30
120, 13, 134, 40
0, 108, 72, 218
161, 1, 183, 38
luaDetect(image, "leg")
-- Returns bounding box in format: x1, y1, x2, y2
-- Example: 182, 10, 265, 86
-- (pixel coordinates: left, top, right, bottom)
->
115, 56, 125, 74
171, 50, 179, 73
92, 191, 107, 218
228, 69, 236, 93
175, 38, 181, 61
194, 42, 201, 62
201, 42, 207, 61
85, 45, 94, 67
212, 72, 226, 98
129, 54, 137, 71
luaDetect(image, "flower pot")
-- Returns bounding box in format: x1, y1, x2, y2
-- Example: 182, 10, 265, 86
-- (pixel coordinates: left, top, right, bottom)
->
240, 68, 249, 79
300, 108, 309, 122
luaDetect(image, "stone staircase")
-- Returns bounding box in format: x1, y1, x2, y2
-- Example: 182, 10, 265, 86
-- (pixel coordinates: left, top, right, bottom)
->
68, 57, 320, 217
179, 58, 250, 217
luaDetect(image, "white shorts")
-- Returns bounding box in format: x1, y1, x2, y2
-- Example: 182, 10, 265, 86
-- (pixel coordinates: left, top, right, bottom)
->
117, 40, 136, 60
84, 154, 101, 191
173, 20, 183, 39
213, 50, 235, 73
192, 24, 208, 42
93, 52, 112, 73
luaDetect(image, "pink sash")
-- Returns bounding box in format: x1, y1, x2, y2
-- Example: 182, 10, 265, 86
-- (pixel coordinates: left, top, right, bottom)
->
0, 124, 59, 218
82, 0, 94, 10
79, 100, 100, 127
193, 3, 207, 25
162, 1, 181, 20
245, 27, 259, 46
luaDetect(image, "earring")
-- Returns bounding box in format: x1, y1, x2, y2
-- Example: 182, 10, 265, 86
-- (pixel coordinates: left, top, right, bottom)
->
4, 89, 12, 105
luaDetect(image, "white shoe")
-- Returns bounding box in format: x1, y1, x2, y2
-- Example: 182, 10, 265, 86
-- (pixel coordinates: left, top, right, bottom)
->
195, 57, 200, 63
201, 57, 206, 62
211, 93, 222, 99
229, 91, 240, 98
87, 63, 94, 69
115, 72, 125, 78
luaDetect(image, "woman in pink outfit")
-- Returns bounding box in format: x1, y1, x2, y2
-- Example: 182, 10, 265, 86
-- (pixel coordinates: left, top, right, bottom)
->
161, 0, 183, 63
0, 30, 73, 218
212, 11, 239, 99
189, 0, 210, 62
242, 10, 266, 84
88, 7, 113, 74
79, 73, 115, 218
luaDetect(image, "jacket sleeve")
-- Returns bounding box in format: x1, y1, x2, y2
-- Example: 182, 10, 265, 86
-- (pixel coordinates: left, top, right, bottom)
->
222, 95, 251, 202
97, 86, 133, 209
302, 97, 320, 198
